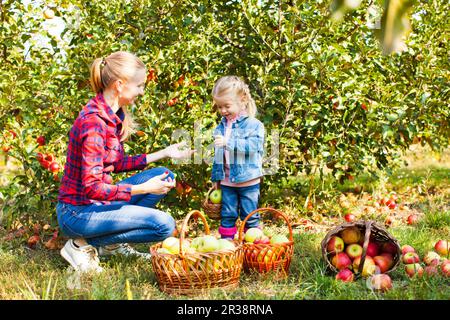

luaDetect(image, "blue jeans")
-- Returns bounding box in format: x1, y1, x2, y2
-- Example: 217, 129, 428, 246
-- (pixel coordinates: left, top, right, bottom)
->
220, 184, 260, 229
56, 167, 176, 247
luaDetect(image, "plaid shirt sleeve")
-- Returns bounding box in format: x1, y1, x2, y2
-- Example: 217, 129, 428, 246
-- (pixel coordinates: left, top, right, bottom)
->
112, 154, 147, 173
80, 116, 133, 201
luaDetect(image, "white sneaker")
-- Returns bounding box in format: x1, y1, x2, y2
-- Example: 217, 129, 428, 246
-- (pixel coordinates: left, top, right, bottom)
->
60, 239, 104, 273
98, 243, 152, 260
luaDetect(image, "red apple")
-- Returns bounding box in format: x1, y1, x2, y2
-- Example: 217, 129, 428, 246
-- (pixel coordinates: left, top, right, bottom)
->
36, 152, 44, 162
344, 214, 356, 222
254, 236, 270, 245
423, 251, 441, 266
366, 242, 380, 257
36, 135, 46, 146
345, 244, 363, 260
434, 240, 449, 257
327, 236, 345, 254
386, 198, 396, 209
407, 214, 418, 225
381, 242, 398, 255
423, 265, 439, 276
402, 252, 420, 264
49, 162, 60, 173
441, 260, 450, 277
380, 253, 394, 268
331, 252, 352, 270
340, 227, 362, 244
373, 256, 391, 273
401, 245, 415, 255
405, 263, 423, 278
369, 274, 392, 291
335, 269, 354, 282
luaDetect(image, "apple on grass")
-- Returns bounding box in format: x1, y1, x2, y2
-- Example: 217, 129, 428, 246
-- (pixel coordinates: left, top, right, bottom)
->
327, 236, 345, 254
369, 274, 392, 292
405, 263, 423, 278
401, 245, 415, 255
335, 269, 354, 282
331, 252, 352, 270
423, 265, 439, 276
434, 240, 449, 257
407, 214, 419, 225
345, 244, 363, 260
423, 251, 441, 266
441, 260, 450, 277
340, 227, 362, 244
344, 214, 356, 223
402, 252, 420, 264
209, 189, 222, 204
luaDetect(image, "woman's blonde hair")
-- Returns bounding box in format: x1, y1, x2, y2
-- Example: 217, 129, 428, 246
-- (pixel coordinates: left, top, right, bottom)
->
89, 51, 146, 141
211, 76, 257, 117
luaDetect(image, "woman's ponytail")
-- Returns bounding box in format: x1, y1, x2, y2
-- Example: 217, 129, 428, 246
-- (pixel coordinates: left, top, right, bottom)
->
89, 58, 104, 93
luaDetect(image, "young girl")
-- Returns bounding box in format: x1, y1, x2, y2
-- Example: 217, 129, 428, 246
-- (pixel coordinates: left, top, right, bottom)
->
211, 76, 265, 239
57, 51, 194, 273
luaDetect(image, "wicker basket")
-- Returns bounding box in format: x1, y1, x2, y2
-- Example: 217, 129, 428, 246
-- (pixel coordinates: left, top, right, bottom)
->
150, 210, 244, 295
238, 207, 294, 278
320, 220, 401, 277
201, 187, 222, 220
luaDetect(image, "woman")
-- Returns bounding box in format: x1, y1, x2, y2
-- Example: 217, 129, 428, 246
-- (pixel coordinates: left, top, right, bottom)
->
56, 51, 194, 273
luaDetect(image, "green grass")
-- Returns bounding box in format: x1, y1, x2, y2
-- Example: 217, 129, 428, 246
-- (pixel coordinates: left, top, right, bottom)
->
1, 154, 449, 300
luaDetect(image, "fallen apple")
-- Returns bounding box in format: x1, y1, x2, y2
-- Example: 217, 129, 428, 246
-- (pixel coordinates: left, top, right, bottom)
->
369, 274, 392, 291
402, 252, 420, 264
401, 245, 415, 255
434, 240, 449, 257
335, 268, 354, 282
441, 260, 450, 277
407, 214, 419, 225
423, 265, 439, 276
405, 263, 423, 278
423, 251, 441, 266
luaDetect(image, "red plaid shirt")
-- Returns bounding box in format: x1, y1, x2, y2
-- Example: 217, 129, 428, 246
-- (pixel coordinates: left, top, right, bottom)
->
58, 93, 147, 205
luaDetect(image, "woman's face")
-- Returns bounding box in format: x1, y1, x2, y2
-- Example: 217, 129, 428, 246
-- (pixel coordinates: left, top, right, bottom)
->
213, 93, 244, 119
118, 68, 146, 106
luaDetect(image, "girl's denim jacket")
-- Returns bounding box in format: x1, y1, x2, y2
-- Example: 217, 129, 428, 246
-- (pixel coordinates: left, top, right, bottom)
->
211, 115, 264, 183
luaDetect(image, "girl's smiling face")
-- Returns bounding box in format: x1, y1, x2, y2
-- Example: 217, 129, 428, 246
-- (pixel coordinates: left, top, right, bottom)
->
118, 68, 146, 106
213, 93, 244, 119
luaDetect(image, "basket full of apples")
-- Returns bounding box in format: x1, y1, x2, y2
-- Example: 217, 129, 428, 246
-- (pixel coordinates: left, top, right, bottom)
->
238, 207, 294, 278
201, 187, 222, 220
149, 210, 244, 295
321, 221, 401, 279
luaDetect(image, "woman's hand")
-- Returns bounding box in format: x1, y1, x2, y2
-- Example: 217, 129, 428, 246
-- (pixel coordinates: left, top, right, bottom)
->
164, 141, 196, 160
131, 172, 175, 195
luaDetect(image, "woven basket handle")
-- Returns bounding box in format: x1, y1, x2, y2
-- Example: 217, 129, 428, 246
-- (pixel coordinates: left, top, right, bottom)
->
238, 207, 294, 243
179, 210, 210, 258
203, 186, 219, 205
358, 220, 373, 275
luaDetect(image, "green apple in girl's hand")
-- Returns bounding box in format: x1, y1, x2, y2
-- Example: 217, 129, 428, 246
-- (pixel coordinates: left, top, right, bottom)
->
209, 190, 222, 204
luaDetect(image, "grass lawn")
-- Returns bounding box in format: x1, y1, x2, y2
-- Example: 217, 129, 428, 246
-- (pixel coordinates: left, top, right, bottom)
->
0, 147, 449, 300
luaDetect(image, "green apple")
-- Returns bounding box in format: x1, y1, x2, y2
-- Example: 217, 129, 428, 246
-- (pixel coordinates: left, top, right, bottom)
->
217, 239, 236, 251
209, 190, 222, 204
156, 247, 172, 254
162, 237, 180, 254
198, 235, 220, 253
190, 237, 203, 249
244, 228, 264, 243
270, 234, 289, 244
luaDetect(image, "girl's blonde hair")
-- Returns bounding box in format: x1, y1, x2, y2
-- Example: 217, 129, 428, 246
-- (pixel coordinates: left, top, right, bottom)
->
89, 51, 146, 141
212, 76, 257, 117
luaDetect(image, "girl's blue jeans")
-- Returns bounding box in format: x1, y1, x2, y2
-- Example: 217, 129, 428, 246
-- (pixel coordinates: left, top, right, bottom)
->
56, 167, 176, 247
220, 184, 260, 230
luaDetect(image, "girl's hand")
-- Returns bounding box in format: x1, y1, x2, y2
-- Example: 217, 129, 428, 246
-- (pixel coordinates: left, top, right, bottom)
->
132, 172, 175, 195
164, 141, 196, 160
214, 135, 226, 147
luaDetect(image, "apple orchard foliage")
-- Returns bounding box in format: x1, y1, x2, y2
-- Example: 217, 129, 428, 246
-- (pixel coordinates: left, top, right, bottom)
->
0, 0, 449, 226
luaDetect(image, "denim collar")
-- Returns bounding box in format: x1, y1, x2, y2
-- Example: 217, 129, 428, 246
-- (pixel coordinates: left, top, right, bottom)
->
220, 113, 249, 126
